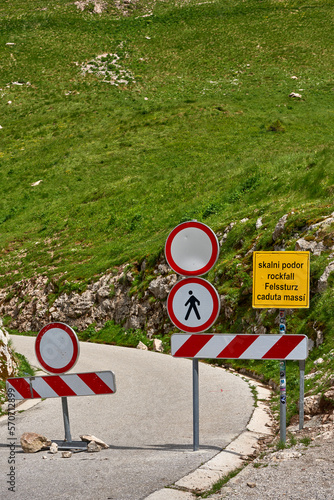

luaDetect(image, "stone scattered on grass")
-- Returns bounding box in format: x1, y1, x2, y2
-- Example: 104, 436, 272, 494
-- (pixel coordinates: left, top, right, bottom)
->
75, 1, 108, 14
81, 53, 135, 86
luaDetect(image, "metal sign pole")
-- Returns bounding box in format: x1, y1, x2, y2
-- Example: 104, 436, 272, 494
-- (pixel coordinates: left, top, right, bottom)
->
61, 396, 72, 442
193, 359, 199, 451
279, 310, 286, 444
299, 360, 305, 430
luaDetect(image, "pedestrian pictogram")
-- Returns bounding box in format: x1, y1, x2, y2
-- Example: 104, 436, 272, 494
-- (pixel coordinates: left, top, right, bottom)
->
167, 277, 220, 333
165, 221, 220, 276
185, 291, 201, 320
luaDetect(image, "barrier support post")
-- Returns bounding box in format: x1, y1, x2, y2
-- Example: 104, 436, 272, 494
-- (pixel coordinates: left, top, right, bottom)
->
299, 360, 305, 430
279, 310, 287, 444
193, 359, 199, 451
61, 396, 72, 442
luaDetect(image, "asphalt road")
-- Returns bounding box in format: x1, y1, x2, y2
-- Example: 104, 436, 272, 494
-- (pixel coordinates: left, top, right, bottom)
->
0, 336, 254, 500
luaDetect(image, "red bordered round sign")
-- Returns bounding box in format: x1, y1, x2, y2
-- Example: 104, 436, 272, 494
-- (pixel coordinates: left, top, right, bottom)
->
35, 322, 80, 374
167, 277, 220, 333
165, 221, 220, 276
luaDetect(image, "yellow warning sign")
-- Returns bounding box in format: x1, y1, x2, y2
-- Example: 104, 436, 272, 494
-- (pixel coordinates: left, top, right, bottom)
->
253, 251, 310, 308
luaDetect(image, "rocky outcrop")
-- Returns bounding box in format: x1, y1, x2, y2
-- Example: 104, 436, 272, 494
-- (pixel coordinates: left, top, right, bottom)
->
272, 214, 288, 242
317, 261, 334, 292
0, 318, 17, 379
295, 238, 326, 256
1, 210, 334, 341
0, 263, 177, 336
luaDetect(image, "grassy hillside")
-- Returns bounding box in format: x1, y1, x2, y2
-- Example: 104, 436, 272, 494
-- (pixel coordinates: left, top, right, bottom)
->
0, 0, 333, 288
1, 0, 334, 427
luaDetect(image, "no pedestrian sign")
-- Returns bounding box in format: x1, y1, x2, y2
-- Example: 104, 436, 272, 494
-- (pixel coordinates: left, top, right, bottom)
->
167, 277, 220, 333
253, 251, 310, 309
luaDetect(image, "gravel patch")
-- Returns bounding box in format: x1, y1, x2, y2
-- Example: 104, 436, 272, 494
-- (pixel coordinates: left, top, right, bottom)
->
207, 419, 334, 500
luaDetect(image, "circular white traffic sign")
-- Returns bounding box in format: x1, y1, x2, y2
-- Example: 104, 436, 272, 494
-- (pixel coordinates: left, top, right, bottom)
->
167, 278, 220, 333
165, 221, 220, 276
35, 323, 80, 374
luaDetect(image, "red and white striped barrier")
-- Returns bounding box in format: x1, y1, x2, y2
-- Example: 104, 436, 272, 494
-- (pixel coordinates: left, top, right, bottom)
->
6, 371, 116, 400
171, 334, 308, 360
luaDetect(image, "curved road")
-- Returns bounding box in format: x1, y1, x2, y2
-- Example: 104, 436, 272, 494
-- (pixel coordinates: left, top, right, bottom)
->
0, 336, 254, 499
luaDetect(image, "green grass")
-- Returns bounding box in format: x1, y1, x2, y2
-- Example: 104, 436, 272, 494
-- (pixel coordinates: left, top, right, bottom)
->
0, 0, 334, 425
0, 0, 333, 288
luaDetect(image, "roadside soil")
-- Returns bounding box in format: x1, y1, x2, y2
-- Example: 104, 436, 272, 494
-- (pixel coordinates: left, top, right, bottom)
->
207, 412, 334, 499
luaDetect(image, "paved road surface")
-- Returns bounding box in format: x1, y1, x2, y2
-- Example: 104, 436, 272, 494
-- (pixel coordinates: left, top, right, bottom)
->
0, 336, 254, 500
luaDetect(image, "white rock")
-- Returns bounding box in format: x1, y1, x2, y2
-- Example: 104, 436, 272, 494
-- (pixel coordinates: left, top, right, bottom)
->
137, 341, 148, 350
289, 92, 302, 98
304, 395, 321, 415
152, 338, 163, 352
80, 435, 109, 449
31, 180, 43, 186
256, 217, 263, 229
87, 441, 102, 452
49, 442, 58, 454
314, 357, 324, 365
272, 214, 288, 241
295, 238, 316, 252
318, 261, 334, 292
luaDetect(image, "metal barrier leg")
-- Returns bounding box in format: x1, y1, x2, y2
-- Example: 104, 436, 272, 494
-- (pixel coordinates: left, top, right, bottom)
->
299, 360, 305, 430
61, 397, 72, 442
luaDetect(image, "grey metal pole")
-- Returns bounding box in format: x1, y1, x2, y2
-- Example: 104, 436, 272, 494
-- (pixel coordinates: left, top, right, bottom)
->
61, 397, 72, 442
279, 360, 286, 443
279, 309, 286, 444
193, 358, 199, 451
299, 360, 305, 430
